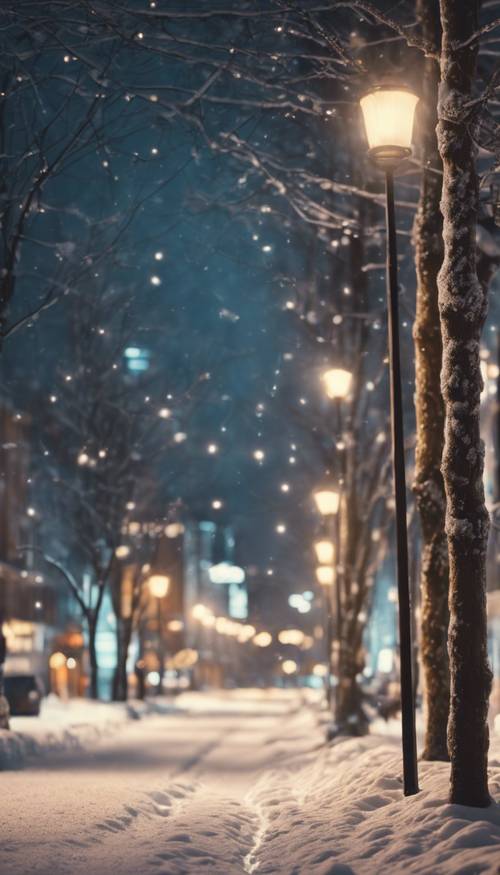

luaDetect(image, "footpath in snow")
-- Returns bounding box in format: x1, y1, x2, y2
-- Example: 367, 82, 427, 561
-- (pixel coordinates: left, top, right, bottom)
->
1, 689, 500, 874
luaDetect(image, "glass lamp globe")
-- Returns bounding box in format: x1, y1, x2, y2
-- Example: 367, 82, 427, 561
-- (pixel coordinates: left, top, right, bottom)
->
360, 86, 419, 166
322, 368, 352, 400
148, 574, 170, 599
313, 489, 340, 517
316, 566, 335, 586
314, 539, 335, 565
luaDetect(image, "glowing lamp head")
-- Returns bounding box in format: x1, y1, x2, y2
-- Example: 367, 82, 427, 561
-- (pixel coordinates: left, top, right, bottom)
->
313, 489, 339, 517
148, 574, 170, 599
314, 539, 335, 565
316, 565, 335, 587
322, 368, 352, 400
360, 86, 419, 167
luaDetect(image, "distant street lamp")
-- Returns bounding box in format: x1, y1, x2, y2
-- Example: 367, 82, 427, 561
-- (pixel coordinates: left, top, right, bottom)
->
322, 368, 352, 401
147, 574, 170, 693
313, 489, 339, 517
360, 83, 419, 797
314, 539, 335, 566
313, 489, 340, 711
315, 565, 334, 587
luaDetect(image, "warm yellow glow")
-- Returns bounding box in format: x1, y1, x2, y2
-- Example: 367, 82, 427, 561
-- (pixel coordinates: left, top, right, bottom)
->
215, 616, 231, 635
253, 631, 272, 647
201, 614, 216, 628
167, 619, 184, 632
278, 629, 305, 646
238, 624, 256, 643
312, 663, 328, 677
165, 522, 184, 538
115, 544, 131, 559
49, 651, 66, 670
322, 367, 352, 400
192, 603, 209, 620
313, 489, 339, 516
360, 88, 419, 155
148, 574, 170, 598
316, 565, 335, 586
300, 635, 315, 651
314, 539, 335, 565
282, 659, 297, 675
172, 648, 199, 669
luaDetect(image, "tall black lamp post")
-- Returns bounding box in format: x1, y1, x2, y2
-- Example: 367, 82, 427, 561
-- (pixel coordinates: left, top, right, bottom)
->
360, 84, 420, 796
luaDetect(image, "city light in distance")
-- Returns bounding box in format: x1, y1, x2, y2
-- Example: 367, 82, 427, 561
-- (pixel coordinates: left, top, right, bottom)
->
192, 603, 209, 620
253, 631, 272, 647
282, 659, 298, 675
148, 574, 170, 599
288, 594, 312, 614
278, 629, 305, 646
253, 449, 265, 462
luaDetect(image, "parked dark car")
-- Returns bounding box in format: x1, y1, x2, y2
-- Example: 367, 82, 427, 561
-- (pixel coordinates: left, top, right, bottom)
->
4, 674, 43, 716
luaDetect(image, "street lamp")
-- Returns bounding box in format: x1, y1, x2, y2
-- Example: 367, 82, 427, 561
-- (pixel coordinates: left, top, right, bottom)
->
360, 83, 419, 797
315, 565, 334, 586
314, 539, 335, 566
147, 574, 170, 693
313, 489, 340, 713
313, 489, 340, 517
322, 368, 352, 400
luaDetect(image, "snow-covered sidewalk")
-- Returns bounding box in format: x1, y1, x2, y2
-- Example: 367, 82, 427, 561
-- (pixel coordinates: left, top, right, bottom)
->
1, 689, 500, 874
248, 732, 500, 874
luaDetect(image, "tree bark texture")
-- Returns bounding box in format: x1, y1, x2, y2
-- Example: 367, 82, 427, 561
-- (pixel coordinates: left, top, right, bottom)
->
88, 617, 99, 700
112, 616, 133, 702
437, 0, 492, 806
335, 636, 369, 736
413, 0, 450, 762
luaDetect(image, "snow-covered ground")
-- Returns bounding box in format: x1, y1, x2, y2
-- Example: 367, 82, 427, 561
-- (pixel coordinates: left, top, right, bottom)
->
1, 689, 500, 874
0, 694, 174, 769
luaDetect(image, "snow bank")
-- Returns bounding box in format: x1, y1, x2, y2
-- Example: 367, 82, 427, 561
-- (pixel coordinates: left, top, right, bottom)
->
0, 694, 174, 770
247, 732, 500, 874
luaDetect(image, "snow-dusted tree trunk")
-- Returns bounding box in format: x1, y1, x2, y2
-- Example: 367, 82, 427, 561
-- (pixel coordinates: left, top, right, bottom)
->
437, 0, 492, 806
413, 0, 449, 762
